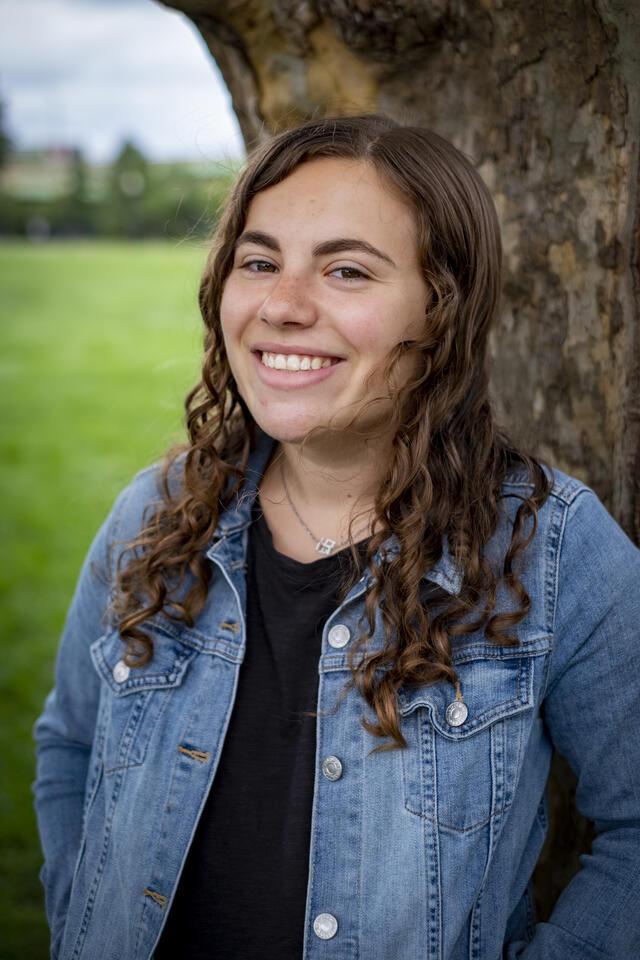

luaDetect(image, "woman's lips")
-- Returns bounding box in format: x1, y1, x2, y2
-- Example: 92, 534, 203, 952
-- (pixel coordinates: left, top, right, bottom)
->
251, 349, 343, 389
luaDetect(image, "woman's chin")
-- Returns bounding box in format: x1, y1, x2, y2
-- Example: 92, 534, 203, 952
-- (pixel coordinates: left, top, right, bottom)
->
249, 410, 336, 447
254, 421, 324, 446
250, 405, 392, 450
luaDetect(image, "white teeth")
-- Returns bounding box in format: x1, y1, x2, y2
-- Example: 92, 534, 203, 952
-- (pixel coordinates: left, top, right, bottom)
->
260, 351, 336, 372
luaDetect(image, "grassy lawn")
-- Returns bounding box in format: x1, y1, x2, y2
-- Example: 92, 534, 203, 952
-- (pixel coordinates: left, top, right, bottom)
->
0, 240, 208, 958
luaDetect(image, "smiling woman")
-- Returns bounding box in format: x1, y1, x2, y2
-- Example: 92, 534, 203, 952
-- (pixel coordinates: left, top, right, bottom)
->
32, 115, 640, 960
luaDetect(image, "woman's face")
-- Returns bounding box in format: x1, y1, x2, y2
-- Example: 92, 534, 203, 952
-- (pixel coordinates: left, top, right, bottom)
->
220, 156, 429, 446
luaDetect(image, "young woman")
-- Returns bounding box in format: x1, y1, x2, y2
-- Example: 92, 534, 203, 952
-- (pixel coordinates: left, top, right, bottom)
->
33, 114, 640, 960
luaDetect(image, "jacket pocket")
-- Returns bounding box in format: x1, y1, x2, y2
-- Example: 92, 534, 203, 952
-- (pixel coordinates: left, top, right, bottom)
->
398, 637, 550, 833
89, 623, 196, 774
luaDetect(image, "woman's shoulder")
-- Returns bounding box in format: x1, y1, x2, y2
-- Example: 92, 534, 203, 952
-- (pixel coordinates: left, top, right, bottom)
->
503, 461, 638, 599
495, 462, 594, 553
495, 461, 639, 584
499, 461, 627, 544
500, 461, 590, 506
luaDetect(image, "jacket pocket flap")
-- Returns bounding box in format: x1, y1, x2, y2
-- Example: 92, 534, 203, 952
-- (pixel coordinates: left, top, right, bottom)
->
397, 636, 551, 739
90, 625, 196, 696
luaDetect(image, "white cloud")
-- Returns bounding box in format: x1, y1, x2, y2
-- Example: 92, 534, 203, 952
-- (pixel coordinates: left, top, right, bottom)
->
0, 0, 245, 162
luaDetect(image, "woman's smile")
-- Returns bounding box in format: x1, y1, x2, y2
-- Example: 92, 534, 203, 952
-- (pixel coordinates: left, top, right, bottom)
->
251, 347, 344, 390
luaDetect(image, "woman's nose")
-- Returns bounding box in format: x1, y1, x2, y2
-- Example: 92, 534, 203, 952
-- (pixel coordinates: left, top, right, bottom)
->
259, 274, 318, 328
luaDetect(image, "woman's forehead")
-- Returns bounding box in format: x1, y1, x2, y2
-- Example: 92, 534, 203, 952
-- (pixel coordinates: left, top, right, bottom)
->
244, 157, 419, 260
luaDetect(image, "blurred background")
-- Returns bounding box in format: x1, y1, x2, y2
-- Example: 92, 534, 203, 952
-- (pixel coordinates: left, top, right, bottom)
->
2, 0, 639, 954
0, 1, 244, 954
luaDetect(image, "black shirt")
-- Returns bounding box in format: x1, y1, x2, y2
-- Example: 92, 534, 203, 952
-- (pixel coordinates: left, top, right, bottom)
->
154, 504, 366, 959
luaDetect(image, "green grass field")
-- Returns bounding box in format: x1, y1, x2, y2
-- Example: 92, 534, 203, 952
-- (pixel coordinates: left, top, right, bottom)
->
0, 240, 208, 957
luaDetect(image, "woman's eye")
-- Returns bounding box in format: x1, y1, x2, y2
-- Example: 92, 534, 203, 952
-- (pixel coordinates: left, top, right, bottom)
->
331, 266, 369, 281
242, 259, 277, 273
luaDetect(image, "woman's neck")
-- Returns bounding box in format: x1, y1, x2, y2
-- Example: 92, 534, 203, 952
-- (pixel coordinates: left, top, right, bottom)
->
257, 433, 389, 561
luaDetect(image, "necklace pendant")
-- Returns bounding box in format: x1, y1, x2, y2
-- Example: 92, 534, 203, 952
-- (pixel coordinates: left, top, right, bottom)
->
316, 537, 336, 556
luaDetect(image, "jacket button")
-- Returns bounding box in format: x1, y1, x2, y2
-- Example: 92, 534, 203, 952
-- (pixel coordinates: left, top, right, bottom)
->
445, 700, 468, 726
113, 660, 130, 683
313, 913, 338, 939
322, 756, 343, 781
328, 624, 350, 648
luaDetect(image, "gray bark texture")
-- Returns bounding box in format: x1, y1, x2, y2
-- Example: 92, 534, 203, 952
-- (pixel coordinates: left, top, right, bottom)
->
159, 0, 639, 919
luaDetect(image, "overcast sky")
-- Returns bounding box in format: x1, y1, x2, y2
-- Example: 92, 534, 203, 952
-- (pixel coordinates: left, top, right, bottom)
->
0, 0, 245, 163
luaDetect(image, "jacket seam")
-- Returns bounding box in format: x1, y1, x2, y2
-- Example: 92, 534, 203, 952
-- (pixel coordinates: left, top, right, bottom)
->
543, 488, 600, 702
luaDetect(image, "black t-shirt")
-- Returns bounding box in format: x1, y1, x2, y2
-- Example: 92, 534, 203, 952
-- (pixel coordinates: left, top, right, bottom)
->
154, 504, 367, 959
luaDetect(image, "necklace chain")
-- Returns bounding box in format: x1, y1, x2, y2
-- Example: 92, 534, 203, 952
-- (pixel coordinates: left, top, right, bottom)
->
279, 460, 371, 556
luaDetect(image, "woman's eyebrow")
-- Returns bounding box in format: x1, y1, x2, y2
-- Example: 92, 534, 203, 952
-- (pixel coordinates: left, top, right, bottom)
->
235, 230, 397, 268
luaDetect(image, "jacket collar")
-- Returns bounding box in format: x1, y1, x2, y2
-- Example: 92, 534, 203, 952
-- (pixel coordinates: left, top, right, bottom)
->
206, 430, 463, 596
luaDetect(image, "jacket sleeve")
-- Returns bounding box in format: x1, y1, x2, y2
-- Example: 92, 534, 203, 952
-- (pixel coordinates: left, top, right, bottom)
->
511, 488, 640, 959
31, 484, 131, 957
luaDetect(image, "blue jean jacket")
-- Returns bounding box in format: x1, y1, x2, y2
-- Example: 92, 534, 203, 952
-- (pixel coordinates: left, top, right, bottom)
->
32, 432, 640, 960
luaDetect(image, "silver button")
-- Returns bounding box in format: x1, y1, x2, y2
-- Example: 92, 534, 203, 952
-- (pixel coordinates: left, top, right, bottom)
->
322, 756, 343, 781
445, 699, 468, 727
313, 913, 338, 939
113, 660, 130, 683
328, 624, 350, 648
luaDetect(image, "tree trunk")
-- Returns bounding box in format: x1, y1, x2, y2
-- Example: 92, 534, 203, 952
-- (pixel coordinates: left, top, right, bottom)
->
159, 0, 640, 918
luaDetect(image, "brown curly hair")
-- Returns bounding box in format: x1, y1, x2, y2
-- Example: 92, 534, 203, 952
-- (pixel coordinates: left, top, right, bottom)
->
113, 113, 550, 752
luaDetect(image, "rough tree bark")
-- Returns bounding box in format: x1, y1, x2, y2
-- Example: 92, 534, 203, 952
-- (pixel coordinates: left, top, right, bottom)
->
159, 0, 639, 918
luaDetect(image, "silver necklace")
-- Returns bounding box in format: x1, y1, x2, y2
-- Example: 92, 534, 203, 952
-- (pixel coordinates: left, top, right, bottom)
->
279, 460, 371, 556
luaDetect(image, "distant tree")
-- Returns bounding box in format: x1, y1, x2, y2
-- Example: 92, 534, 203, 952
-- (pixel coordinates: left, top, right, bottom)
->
53, 147, 96, 237
69, 147, 88, 202
0, 96, 12, 169
104, 139, 150, 237
112, 140, 148, 197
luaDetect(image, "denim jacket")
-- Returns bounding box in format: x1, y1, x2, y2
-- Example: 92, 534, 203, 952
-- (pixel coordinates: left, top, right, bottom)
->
32, 432, 640, 960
